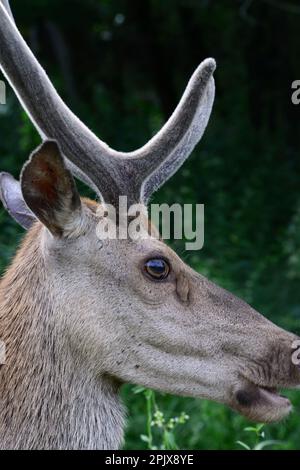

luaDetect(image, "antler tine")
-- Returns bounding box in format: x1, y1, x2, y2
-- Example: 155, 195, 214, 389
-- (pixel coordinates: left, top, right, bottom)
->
0, 0, 13, 20
0, 1, 216, 207
0, 2, 126, 206
128, 59, 216, 203
0, 0, 100, 196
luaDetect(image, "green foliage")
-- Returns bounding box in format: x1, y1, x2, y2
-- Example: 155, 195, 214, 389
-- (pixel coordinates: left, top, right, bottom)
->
1, 0, 300, 450
236, 424, 282, 450
133, 387, 189, 450
122, 388, 300, 450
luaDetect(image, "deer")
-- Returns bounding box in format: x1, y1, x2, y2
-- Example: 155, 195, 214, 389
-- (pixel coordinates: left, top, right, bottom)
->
0, 0, 299, 450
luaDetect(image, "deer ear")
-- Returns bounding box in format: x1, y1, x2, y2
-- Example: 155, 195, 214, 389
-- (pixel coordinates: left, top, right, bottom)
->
21, 140, 82, 237
0, 172, 37, 230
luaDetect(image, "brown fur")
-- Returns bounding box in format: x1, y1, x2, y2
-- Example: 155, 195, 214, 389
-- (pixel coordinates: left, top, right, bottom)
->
0, 219, 125, 449
0, 198, 299, 449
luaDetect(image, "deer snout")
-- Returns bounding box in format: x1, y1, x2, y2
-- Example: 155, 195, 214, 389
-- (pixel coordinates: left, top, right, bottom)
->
232, 331, 300, 422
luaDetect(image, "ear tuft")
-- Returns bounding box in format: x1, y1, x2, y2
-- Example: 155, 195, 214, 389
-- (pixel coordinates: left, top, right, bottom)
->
21, 140, 82, 237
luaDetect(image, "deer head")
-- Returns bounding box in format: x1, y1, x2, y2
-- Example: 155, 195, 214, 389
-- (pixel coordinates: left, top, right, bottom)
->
0, 1, 299, 450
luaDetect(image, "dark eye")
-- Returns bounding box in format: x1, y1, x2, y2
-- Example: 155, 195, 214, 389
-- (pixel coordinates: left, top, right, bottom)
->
144, 258, 170, 281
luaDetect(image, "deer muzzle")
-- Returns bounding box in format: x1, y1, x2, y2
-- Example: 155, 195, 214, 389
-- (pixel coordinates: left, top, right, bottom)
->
232, 333, 300, 422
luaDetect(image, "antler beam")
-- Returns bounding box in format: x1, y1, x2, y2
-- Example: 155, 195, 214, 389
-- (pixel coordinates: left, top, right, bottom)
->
0, 1, 216, 206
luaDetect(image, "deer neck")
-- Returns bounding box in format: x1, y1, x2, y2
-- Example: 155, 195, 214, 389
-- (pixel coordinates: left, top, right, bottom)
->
0, 224, 124, 450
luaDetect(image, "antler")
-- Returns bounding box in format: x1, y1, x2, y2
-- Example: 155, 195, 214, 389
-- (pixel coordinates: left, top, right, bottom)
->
0, 1, 216, 207
0, 0, 13, 20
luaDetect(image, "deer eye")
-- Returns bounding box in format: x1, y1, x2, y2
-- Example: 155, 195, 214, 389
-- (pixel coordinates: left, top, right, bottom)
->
144, 258, 170, 281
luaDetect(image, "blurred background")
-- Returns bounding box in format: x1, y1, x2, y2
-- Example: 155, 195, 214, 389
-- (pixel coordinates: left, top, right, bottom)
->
1, 0, 300, 450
